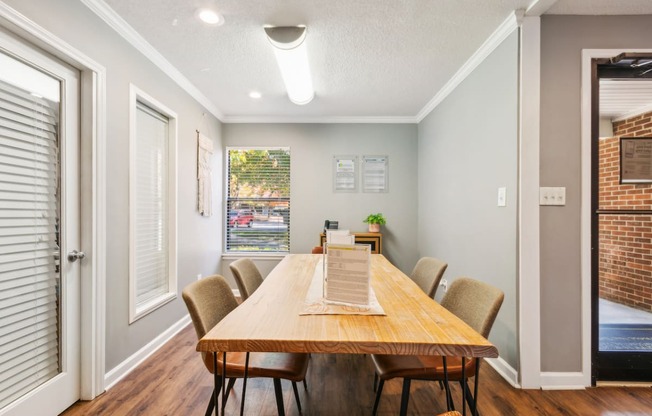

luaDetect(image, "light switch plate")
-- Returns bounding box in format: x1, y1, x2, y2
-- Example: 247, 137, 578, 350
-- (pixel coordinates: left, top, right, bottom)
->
539, 187, 566, 206
497, 187, 506, 207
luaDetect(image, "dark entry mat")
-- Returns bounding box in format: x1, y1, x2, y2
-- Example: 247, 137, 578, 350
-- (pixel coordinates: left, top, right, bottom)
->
599, 324, 652, 351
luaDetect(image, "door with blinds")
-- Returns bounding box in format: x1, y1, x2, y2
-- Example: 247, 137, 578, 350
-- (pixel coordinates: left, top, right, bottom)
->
0, 30, 81, 415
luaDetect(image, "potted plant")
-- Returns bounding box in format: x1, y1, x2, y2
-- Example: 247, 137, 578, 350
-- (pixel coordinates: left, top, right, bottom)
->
363, 213, 386, 233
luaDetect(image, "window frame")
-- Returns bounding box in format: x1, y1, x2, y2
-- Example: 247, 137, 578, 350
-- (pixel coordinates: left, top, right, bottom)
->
224, 146, 291, 255
128, 84, 178, 324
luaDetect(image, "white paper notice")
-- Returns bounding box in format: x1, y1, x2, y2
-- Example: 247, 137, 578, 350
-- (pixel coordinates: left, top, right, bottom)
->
362, 156, 388, 193
333, 156, 357, 192
325, 244, 371, 305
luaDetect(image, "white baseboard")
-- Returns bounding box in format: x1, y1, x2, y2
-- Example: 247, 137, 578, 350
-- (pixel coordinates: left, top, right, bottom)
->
486, 356, 520, 388
104, 315, 191, 390
486, 359, 590, 390
540, 372, 588, 390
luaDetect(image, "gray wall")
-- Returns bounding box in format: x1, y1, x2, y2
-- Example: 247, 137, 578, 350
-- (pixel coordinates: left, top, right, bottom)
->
417, 31, 519, 368
222, 123, 419, 275
540, 15, 652, 372
3, 0, 224, 371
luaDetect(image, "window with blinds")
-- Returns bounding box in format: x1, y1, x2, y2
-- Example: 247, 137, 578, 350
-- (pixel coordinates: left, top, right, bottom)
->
226, 148, 290, 252
0, 79, 60, 408
129, 87, 177, 323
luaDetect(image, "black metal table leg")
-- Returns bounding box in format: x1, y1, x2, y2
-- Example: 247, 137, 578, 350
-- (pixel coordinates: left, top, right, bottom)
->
213, 353, 219, 416
442, 356, 453, 411
221, 352, 227, 416
473, 359, 481, 416
240, 352, 250, 416
461, 357, 466, 416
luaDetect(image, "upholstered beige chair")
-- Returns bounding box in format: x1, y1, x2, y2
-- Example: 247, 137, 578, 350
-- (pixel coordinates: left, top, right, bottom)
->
182, 275, 309, 416
229, 258, 264, 301
371, 277, 504, 416
410, 257, 448, 298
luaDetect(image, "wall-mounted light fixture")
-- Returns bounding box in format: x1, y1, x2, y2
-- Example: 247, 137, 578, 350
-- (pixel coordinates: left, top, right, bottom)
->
264, 26, 314, 105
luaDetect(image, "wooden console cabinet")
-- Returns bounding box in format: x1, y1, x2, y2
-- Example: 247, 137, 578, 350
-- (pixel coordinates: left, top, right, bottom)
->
319, 232, 383, 255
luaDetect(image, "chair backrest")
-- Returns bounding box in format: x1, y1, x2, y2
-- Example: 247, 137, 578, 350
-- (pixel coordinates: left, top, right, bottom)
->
410, 257, 448, 298
229, 258, 264, 301
440, 277, 504, 338
182, 275, 239, 372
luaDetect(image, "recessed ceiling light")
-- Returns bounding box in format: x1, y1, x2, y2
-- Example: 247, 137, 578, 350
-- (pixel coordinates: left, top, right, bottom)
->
196, 8, 224, 26
249, 91, 262, 99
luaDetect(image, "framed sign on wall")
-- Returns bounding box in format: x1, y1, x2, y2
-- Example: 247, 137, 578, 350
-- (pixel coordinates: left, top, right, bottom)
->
333, 155, 358, 192
361, 155, 388, 193
620, 137, 652, 184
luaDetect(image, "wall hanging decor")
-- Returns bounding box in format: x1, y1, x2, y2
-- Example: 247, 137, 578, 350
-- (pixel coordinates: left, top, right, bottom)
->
197, 131, 214, 216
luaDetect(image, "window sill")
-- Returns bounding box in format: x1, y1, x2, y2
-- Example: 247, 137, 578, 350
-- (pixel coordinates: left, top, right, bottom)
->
221, 252, 289, 261
130, 292, 176, 324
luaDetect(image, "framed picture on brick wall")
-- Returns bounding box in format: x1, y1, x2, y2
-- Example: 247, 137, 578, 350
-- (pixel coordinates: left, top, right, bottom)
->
620, 137, 652, 183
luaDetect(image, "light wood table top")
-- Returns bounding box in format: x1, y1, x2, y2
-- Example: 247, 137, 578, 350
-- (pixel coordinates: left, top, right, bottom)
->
197, 254, 498, 359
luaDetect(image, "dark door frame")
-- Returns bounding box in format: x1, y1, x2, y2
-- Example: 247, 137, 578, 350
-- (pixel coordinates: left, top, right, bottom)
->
591, 54, 652, 384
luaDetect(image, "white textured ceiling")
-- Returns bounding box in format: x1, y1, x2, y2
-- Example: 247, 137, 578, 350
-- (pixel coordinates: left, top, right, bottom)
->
96, 0, 652, 122
600, 80, 652, 121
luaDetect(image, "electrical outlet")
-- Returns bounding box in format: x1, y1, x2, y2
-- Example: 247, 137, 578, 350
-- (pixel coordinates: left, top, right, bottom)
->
440, 279, 448, 293
197, 274, 202, 280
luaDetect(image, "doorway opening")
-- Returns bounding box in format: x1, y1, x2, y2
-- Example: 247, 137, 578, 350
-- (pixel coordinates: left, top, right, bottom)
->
592, 53, 652, 382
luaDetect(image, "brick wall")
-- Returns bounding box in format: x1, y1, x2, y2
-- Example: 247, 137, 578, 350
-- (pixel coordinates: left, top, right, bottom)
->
599, 111, 652, 312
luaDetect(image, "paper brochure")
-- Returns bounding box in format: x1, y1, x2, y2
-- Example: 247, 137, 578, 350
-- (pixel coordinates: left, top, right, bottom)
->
325, 243, 370, 305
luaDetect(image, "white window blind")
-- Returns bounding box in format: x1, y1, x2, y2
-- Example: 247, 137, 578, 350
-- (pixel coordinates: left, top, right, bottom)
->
0, 79, 60, 409
226, 148, 290, 252
133, 102, 170, 310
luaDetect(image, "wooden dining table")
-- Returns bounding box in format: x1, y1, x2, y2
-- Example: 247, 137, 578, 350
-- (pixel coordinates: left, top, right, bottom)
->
197, 254, 498, 415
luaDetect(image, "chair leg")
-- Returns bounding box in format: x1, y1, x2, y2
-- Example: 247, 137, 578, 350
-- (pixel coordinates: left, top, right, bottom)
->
373, 372, 378, 392
473, 359, 481, 416
225, 377, 236, 400
292, 381, 302, 414
205, 388, 215, 416
399, 378, 411, 416
442, 379, 455, 412
205, 375, 223, 416
303, 379, 308, 391
371, 379, 385, 416
459, 380, 477, 415
272, 378, 286, 416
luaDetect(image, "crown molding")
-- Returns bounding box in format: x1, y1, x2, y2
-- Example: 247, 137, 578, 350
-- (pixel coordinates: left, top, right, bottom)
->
415, 10, 521, 123
81, 0, 224, 121
525, 0, 559, 17
221, 115, 418, 124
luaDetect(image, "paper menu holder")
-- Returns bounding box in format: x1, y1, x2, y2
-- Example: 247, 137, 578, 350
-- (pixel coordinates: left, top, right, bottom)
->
323, 243, 371, 306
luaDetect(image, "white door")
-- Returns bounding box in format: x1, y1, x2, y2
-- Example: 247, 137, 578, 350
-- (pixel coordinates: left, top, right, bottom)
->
0, 28, 81, 415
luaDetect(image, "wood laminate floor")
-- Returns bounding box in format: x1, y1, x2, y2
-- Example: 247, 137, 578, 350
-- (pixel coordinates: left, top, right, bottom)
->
62, 325, 652, 415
